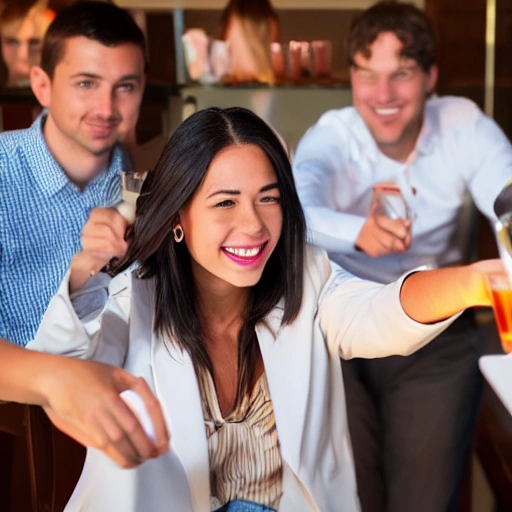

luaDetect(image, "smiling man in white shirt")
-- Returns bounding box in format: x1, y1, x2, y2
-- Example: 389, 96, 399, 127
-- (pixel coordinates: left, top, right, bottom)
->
293, 2, 512, 512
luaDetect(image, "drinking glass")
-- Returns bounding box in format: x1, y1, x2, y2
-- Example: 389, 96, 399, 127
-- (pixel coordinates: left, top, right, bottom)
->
115, 170, 147, 224
270, 42, 285, 79
487, 271, 512, 353
101, 171, 147, 273
287, 41, 303, 81
371, 183, 411, 220
495, 211, 512, 281
310, 40, 332, 79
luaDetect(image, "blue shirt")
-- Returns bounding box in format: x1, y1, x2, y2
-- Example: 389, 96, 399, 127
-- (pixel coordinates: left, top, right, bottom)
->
0, 112, 126, 346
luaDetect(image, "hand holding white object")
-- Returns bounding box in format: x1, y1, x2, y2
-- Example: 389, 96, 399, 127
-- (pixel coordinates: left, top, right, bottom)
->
120, 389, 156, 443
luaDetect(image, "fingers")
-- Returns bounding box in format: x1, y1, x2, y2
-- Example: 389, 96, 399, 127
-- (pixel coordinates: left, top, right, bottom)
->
47, 390, 162, 469
69, 208, 129, 292
44, 401, 142, 468
95, 393, 157, 467
129, 377, 171, 455
374, 215, 411, 240
82, 208, 129, 261
41, 358, 169, 469
356, 215, 411, 257
94, 375, 171, 466
471, 258, 506, 275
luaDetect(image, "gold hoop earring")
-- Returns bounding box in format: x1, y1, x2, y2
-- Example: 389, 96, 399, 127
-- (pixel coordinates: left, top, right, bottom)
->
173, 224, 184, 243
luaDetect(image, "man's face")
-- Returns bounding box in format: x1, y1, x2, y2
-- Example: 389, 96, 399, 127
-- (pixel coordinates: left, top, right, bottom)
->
34, 36, 145, 161
0, 8, 54, 86
350, 31, 437, 162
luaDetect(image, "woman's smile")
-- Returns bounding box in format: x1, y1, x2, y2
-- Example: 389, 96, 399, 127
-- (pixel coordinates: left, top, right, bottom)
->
222, 242, 269, 266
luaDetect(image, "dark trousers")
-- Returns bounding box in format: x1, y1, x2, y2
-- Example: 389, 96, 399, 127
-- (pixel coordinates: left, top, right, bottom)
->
342, 310, 484, 512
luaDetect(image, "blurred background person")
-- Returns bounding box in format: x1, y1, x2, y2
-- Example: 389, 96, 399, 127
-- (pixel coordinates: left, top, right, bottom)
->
293, 2, 512, 511
220, 0, 278, 84
0, 0, 55, 87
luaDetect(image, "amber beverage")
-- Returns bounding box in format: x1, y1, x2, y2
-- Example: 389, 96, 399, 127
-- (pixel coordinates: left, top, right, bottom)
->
487, 273, 512, 353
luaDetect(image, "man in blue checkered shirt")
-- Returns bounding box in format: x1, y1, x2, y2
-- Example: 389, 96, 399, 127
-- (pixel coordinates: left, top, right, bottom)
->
0, 2, 147, 346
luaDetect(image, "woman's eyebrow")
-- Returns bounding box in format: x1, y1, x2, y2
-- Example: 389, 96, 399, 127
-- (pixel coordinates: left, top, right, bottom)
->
206, 182, 279, 199
207, 189, 240, 199
260, 182, 279, 192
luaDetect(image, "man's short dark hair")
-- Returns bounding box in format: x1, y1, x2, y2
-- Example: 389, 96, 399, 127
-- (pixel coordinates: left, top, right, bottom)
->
41, 1, 147, 78
348, 1, 436, 73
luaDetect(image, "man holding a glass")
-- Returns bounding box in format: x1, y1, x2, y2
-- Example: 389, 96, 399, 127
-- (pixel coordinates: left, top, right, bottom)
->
293, 2, 512, 512
0, 1, 146, 347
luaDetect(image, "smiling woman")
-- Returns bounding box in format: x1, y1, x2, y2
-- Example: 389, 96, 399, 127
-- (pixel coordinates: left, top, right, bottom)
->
179, 144, 283, 290
29, 106, 507, 512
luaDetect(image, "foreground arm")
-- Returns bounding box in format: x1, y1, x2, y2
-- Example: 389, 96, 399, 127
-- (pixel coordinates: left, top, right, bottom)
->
312, 247, 499, 359
0, 339, 169, 468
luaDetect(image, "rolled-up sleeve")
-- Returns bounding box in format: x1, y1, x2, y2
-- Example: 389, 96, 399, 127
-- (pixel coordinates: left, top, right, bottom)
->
27, 271, 130, 367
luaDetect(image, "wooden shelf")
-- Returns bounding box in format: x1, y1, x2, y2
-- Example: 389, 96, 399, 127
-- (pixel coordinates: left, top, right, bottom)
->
116, 0, 424, 11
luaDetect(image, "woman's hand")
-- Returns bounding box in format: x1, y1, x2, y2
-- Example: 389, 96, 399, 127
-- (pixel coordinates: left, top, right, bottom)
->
40, 356, 170, 468
400, 258, 505, 324
70, 208, 129, 293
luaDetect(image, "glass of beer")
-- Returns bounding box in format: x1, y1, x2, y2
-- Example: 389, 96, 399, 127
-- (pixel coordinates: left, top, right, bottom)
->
487, 271, 512, 353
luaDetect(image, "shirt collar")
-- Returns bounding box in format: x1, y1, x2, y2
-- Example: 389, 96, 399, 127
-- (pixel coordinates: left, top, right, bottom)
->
28, 109, 124, 198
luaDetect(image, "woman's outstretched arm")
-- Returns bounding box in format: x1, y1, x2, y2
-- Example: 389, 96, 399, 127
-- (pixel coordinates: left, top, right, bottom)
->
400, 259, 501, 324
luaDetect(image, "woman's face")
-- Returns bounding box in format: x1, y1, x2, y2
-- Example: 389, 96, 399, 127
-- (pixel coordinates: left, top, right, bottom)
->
180, 144, 282, 293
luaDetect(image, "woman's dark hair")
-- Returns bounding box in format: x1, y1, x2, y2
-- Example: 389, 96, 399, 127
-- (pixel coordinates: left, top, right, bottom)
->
41, 0, 147, 78
348, 1, 436, 73
116, 107, 306, 410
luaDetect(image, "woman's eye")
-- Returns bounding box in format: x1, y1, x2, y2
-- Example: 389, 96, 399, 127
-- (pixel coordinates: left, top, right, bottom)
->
260, 195, 281, 204
214, 199, 235, 208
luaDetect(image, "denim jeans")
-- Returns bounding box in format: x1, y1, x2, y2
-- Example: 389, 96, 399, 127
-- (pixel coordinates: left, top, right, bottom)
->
214, 499, 277, 512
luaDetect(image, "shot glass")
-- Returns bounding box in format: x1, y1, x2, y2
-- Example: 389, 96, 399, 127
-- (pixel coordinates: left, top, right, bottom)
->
101, 171, 147, 274
487, 271, 512, 354
371, 183, 410, 220
115, 170, 147, 224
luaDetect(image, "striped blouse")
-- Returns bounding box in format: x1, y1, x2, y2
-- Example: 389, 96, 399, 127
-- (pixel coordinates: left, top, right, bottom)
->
198, 370, 283, 511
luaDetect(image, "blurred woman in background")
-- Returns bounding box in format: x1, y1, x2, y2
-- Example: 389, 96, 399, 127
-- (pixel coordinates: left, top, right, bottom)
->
220, 0, 278, 84
0, 0, 55, 86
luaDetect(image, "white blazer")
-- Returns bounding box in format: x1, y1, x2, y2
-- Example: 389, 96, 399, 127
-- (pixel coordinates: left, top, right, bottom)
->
30, 246, 455, 512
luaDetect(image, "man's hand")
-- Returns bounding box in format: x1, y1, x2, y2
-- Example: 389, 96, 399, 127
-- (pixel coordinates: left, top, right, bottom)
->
355, 213, 411, 257
40, 357, 170, 468
70, 208, 129, 293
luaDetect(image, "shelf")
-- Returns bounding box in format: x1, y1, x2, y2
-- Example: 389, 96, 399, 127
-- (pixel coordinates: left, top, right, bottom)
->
117, 0, 424, 11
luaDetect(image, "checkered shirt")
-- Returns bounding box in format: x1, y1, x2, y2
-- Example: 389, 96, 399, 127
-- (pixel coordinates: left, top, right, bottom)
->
0, 112, 126, 346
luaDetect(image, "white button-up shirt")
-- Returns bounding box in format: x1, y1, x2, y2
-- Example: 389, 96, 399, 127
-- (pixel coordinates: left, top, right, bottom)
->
293, 96, 512, 283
